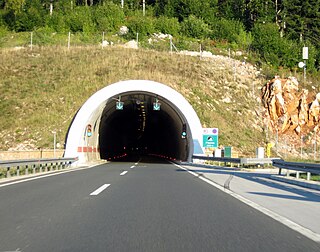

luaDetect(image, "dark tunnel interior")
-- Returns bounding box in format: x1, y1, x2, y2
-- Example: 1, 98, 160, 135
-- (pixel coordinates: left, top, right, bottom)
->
98, 92, 190, 161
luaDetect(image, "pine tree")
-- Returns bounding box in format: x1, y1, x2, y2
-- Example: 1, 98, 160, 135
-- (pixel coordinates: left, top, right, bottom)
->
282, 0, 320, 45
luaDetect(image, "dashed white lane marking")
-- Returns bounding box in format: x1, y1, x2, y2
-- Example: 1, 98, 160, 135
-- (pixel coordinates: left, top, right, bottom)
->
90, 184, 110, 196
130, 165, 135, 169
173, 163, 320, 244
120, 171, 128, 176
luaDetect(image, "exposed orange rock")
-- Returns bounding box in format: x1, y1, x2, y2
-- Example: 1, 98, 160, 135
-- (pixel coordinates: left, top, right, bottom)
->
261, 76, 318, 136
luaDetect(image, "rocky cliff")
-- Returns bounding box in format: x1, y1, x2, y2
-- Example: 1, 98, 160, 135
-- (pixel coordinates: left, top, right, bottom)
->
261, 76, 320, 155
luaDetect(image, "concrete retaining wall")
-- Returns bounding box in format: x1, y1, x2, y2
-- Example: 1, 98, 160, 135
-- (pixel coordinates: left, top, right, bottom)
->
0, 150, 65, 160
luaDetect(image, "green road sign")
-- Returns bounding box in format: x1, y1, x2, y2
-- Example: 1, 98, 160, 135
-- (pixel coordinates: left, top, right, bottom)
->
153, 102, 161, 111
224, 146, 232, 157
116, 101, 124, 110
202, 128, 218, 148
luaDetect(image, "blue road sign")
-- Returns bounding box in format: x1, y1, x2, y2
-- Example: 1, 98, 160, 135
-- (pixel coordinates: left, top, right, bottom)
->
202, 128, 218, 148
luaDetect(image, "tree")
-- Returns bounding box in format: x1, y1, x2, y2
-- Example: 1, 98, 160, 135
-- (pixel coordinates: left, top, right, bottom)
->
180, 15, 211, 39
5, 0, 26, 16
93, 2, 125, 33
282, 0, 320, 45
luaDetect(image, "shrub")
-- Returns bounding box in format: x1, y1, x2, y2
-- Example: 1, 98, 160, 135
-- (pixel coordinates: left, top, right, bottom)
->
180, 15, 211, 39
235, 29, 253, 50
154, 16, 180, 37
67, 7, 95, 34
0, 25, 9, 47
93, 3, 125, 33
46, 12, 68, 33
33, 26, 57, 45
125, 14, 155, 39
210, 18, 245, 43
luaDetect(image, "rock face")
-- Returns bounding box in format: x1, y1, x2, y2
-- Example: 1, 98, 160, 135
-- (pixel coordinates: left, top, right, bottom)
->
261, 76, 319, 137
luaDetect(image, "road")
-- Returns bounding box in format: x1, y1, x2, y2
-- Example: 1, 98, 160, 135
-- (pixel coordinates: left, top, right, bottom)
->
0, 156, 319, 252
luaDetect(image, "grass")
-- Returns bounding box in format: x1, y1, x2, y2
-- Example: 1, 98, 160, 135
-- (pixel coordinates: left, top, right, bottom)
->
0, 40, 267, 156
290, 173, 320, 182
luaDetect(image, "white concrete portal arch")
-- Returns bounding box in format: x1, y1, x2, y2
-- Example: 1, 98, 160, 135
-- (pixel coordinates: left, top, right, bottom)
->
65, 80, 204, 163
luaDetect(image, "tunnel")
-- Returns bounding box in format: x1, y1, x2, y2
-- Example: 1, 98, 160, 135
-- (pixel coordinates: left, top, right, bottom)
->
64, 80, 204, 164
99, 92, 190, 160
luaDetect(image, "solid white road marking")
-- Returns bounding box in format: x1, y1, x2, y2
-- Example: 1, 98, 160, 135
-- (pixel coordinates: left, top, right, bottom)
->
130, 165, 135, 169
90, 184, 110, 196
120, 171, 128, 176
173, 163, 320, 243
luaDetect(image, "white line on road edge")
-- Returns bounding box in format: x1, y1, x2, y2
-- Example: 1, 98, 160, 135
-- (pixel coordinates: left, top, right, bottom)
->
173, 163, 320, 244
130, 165, 135, 169
120, 171, 128, 176
90, 184, 110, 196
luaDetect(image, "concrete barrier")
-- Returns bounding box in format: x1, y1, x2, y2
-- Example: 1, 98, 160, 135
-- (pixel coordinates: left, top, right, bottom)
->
0, 150, 65, 160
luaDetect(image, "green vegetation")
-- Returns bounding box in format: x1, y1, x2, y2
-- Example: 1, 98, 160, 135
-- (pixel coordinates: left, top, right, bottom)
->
0, 0, 319, 71
0, 45, 265, 156
1, 0, 320, 158
290, 173, 320, 182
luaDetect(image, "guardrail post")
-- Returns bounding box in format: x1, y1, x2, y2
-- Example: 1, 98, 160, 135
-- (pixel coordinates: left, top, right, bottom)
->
45, 163, 48, 172
286, 169, 290, 177
25, 165, 29, 176
17, 166, 20, 177
6, 167, 10, 178
33, 164, 36, 174
39, 164, 43, 173
296, 171, 300, 179
278, 168, 282, 175
307, 172, 311, 181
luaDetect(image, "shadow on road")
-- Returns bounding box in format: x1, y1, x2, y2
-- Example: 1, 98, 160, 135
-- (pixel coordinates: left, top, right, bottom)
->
176, 164, 320, 203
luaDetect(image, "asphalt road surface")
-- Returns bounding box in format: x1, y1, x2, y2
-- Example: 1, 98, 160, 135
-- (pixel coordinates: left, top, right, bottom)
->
0, 156, 319, 252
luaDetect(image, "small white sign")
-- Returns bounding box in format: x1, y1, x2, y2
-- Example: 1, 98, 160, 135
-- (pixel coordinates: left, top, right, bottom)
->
303, 47, 308, 60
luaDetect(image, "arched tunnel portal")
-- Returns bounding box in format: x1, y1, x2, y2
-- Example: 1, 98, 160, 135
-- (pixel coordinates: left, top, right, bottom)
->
65, 80, 204, 164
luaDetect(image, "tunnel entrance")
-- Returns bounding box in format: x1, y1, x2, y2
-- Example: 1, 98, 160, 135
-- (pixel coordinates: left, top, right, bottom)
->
99, 92, 189, 161
64, 80, 204, 164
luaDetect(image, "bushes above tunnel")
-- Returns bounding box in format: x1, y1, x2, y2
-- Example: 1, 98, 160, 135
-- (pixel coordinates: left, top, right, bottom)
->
1, 1, 320, 71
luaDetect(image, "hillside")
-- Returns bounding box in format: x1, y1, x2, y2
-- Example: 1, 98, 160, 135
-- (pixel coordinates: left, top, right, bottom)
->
0, 45, 267, 157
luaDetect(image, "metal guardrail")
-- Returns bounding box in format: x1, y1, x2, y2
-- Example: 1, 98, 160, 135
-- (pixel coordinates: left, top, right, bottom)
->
0, 157, 78, 179
192, 155, 279, 167
272, 159, 320, 177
